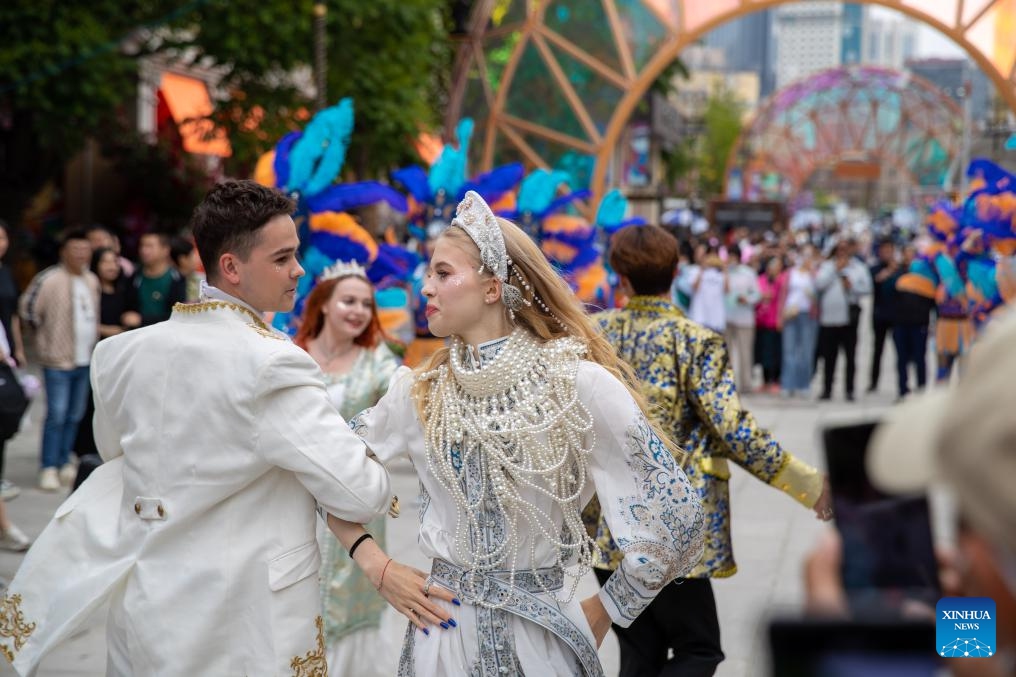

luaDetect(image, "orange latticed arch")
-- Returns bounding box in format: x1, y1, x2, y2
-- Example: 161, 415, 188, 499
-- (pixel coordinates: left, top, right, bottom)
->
450, 0, 1016, 208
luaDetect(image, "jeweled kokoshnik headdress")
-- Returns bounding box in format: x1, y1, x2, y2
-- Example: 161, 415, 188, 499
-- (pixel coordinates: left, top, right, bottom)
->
450, 190, 527, 313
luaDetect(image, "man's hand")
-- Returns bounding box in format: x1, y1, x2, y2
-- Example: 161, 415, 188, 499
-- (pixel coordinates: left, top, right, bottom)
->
121, 311, 142, 329
580, 594, 611, 648
813, 476, 833, 521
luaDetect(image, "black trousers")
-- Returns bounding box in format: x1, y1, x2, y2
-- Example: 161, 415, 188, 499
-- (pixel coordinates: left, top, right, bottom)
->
893, 324, 929, 396
72, 389, 102, 491
73, 388, 98, 458
868, 318, 893, 390
595, 569, 724, 677
755, 328, 782, 384
820, 324, 855, 397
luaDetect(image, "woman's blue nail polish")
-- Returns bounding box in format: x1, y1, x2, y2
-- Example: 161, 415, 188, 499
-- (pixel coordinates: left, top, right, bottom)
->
452, 598, 462, 606
422, 627, 430, 636
440, 621, 449, 629
448, 618, 457, 628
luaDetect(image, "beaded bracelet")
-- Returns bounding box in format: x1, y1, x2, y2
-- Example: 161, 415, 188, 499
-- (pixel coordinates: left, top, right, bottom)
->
376, 557, 393, 591
348, 533, 373, 559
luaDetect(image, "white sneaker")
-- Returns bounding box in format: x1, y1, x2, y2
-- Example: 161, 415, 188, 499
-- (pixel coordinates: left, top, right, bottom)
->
38, 468, 60, 492
58, 463, 77, 487
0, 524, 30, 552
0, 480, 20, 501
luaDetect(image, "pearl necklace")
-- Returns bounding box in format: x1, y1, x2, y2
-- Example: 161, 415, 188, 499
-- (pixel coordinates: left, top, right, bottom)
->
418, 328, 597, 607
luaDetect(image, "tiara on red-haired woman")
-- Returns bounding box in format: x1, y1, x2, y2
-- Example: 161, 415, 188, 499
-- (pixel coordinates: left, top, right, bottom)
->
320, 260, 368, 282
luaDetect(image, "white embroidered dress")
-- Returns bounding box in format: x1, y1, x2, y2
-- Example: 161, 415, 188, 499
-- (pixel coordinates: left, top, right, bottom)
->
351, 333, 704, 677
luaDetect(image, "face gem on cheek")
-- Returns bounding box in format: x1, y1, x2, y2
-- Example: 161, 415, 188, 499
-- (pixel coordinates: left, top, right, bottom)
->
446, 274, 466, 288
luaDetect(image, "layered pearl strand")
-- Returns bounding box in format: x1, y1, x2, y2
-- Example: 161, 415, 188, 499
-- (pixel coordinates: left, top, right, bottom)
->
418, 329, 597, 607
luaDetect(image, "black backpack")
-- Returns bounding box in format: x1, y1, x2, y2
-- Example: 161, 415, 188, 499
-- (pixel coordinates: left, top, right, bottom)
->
0, 363, 28, 442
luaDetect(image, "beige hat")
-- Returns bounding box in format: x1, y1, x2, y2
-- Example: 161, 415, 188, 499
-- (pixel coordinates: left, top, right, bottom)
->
867, 307, 1016, 553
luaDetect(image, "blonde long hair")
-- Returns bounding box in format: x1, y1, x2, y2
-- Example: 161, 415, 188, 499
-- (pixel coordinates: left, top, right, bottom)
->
413, 217, 681, 460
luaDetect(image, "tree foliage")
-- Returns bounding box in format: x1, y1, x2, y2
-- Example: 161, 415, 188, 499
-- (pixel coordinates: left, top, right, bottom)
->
698, 87, 744, 198
658, 85, 744, 198
0, 0, 451, 224
169, 0, 451, 177
0, 1, 180, 155
326, 0, 451, 178
0, 1, 183, 223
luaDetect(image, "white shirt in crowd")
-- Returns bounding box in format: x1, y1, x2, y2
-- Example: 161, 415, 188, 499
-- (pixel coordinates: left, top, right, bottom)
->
784, 267, 816, 317
725, 264, 761, 328
72, 275, 97, 367
689, 267, 727, 332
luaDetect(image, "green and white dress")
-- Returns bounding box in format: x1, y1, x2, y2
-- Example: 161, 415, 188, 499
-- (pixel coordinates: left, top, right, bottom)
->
318, 342, 400, 677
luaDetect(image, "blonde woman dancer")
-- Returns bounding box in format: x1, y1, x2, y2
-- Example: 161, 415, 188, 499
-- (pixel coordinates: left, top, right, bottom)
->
327, 191, 704, 676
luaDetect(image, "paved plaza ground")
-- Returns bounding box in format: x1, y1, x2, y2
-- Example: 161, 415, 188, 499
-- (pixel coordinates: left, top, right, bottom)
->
0, 309, 909, 676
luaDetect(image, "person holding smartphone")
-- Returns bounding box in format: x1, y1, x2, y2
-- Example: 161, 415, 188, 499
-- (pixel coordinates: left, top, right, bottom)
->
816, 241, 870, 401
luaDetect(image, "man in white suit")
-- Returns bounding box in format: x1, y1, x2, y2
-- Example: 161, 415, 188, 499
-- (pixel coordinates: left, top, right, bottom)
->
2, 181, 393, 676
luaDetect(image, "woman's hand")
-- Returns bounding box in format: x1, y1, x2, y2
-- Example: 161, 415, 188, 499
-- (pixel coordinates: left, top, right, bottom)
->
326, 514, 460, 634
369, 558, 460, 633
580, 594, 611, 648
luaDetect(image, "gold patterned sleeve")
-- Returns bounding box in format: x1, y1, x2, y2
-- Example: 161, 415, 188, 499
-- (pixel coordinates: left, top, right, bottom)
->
687, 334, 822, 507
770, 454, 824, 508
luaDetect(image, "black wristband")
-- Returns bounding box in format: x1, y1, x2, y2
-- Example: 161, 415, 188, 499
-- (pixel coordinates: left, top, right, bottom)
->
348, 533, 373, 559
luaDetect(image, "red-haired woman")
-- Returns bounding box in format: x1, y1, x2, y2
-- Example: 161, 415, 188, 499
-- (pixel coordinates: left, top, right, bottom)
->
295, 262, 400, 677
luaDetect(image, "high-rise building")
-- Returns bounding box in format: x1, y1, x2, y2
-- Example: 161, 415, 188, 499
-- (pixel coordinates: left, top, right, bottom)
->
865, 14, 918, 69
701, 9, 776, 96
773, 2, 869, 89
841, 3, 864, 65
906, 58, 991, 124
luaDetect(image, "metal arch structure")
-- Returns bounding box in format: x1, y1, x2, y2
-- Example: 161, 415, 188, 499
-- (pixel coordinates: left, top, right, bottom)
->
450, 0, 1016, 209
724, 65, 965, 199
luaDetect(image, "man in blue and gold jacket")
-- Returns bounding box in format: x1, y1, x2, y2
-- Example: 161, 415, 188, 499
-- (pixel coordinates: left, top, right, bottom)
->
588, 224, 833, 677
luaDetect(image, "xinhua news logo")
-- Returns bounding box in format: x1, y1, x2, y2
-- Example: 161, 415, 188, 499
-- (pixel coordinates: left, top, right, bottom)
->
937, 597, 996, 658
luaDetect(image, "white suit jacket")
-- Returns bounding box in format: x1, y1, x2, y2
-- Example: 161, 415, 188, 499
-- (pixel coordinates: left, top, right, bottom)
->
2, 300, 391, 676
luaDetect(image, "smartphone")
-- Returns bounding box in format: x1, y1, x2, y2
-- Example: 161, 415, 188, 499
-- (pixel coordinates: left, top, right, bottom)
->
769, 618, 938, 677
823, 422, 940, 618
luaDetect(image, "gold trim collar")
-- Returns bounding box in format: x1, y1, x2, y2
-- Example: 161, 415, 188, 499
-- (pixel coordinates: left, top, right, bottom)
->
173, 301, 270, 330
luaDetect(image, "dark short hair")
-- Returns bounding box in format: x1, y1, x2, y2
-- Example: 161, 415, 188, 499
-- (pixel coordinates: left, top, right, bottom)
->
140, 231, 171, 248
678, 239, 694, 262
170, 236, 195, 266
189, 180, 295, 283
59, 228, 90, 249
728, 244, 742, 261
609, 225, 680, 296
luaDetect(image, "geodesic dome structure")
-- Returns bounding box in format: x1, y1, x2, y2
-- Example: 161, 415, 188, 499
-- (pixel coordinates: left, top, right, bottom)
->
725, 65, 965, 199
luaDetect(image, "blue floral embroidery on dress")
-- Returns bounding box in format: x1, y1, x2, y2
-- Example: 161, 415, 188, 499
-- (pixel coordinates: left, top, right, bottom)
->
418, 481, 431, 522
602, 563, 655, 625
430, 559, 604, 677
397, 621, 415, 676
348, 408, 370, 438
